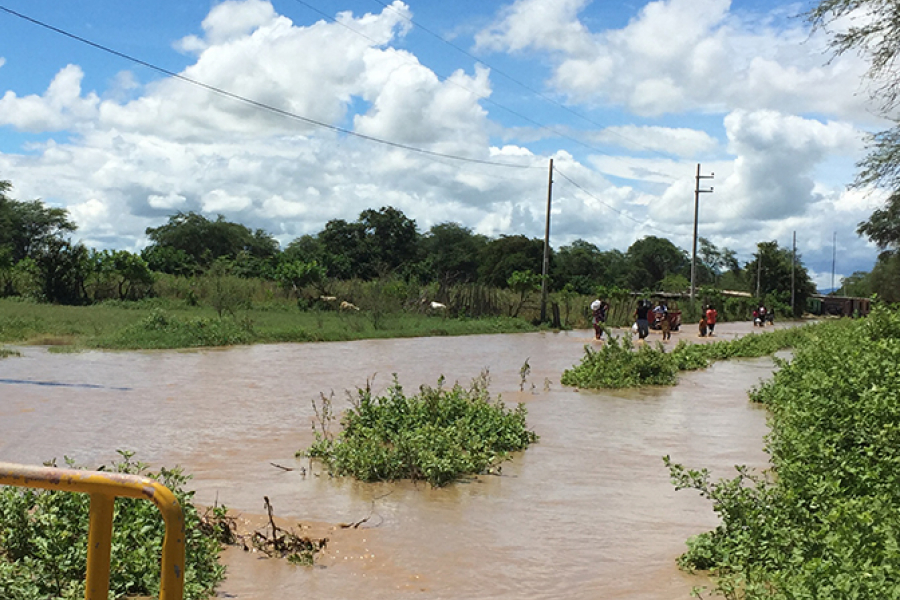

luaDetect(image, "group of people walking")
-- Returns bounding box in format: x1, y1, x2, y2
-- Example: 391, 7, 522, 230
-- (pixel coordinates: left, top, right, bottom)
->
590, 297, 720, 342
698, 304, 717, 337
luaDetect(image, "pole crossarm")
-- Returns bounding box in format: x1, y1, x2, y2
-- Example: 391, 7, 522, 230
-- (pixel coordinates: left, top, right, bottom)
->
0, 462, 186, 600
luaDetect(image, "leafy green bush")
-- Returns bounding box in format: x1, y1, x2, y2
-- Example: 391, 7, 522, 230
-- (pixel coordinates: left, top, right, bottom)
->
561, 335, 679, 388
0, 316, 43, 342
96, 308, 254, 349
669, 340, 711, 371
0, 452, 224, 600
668, 306, 900, 598
303, 374, 538, 487
562, 323, 824, 389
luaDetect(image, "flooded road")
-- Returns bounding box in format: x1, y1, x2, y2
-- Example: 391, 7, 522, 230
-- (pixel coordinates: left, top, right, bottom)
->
0, 322, 785, 599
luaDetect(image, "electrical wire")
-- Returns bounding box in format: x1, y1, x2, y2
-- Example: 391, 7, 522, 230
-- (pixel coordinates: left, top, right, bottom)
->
552, 165, 681, 238
287, 0, 623, 159
369, 0, 680, 160
0, 4, 537, 170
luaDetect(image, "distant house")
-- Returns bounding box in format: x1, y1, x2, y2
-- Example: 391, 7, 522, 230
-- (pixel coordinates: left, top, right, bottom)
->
808, 294, 871, 317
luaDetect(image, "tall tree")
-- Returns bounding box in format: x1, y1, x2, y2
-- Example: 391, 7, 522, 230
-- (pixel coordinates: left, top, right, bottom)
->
809, 0, 900, 300
418, 222, 486, 285
554, 240, 629, 293
745, 241, 816, 315
698, 237, 741, 286
33, 238, 90, 304
809, 0, 900, 191
478, 235, 546, 288
88, 249, 154, 301
625, 236, 690, 290
0, 180, 77, 262
283, 234, 324, 264
317, 218, 367, 280
358, 206, 419, 277
857, 191, 900, 254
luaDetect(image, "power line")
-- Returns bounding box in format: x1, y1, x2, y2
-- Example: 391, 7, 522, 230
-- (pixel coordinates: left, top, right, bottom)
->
552, 165, 679, 238
0, 4, 537, 170
369, 0, 680, 160
287, 0, 625, 159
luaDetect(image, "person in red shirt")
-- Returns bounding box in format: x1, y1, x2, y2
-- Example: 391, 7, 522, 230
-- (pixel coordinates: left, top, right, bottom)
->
705, 305, 718, 336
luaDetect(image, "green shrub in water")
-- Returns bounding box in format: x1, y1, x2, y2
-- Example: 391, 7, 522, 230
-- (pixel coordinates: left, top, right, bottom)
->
0, 347, 21, 359
303, 374, 538, 487
669, 340, 711, 371
560, 335, 679, 388
563, 323, 828, 389
0, 451, 224, 600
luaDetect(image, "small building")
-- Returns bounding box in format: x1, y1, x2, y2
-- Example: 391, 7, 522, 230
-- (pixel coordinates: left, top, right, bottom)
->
808, 294, 871, 317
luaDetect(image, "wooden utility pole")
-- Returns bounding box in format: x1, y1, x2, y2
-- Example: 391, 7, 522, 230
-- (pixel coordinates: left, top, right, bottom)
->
756, 244, 762, 299
540, 158, 554, 323
831, 231, 836, 294
791, 231, 796, 314
690, 163, 714, 300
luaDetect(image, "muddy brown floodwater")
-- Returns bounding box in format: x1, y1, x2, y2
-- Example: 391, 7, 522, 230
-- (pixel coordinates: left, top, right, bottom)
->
0, 321, 790, 599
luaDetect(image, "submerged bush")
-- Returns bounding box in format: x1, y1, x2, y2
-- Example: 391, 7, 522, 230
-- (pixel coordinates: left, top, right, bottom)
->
560, 335, 678, 388
303, 374, 538, 487
562, 322, 826, 389
668, 306, 900, 598
0, 451, 224, 600
0, 347, 21, 358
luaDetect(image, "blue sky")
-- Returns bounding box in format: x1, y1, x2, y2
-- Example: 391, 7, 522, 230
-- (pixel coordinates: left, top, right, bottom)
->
0, 0, 889, 289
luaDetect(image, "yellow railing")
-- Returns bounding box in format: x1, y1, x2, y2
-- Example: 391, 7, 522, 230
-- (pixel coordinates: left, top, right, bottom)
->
0, 462, 185, 600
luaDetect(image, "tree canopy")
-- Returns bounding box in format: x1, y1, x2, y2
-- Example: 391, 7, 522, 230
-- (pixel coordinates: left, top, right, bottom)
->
478, 235, 546, 288
0, 180, 77, 262
809, 0, 900, 190
857, 191, 900, 253
625, 236, 690, 291
144, 212, 278, 274
746, 241, 816, 315
419, 222, 486, 285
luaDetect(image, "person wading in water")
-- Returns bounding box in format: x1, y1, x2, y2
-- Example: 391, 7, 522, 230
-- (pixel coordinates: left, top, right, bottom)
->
591, 298, 610, 341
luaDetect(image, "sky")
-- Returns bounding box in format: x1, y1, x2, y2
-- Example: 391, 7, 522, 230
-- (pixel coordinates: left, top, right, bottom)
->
0, 0, 891, 290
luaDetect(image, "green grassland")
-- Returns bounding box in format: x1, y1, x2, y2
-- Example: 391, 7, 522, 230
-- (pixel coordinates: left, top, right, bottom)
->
0, 297, 538, 350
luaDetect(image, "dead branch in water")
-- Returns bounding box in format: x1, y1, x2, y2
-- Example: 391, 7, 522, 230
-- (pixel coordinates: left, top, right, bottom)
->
338, 491, 391, 529
198, 503, 238, 545
241, 496, 328, 565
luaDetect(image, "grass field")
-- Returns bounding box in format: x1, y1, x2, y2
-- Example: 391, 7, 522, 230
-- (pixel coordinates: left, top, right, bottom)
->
0, 298, 539, 350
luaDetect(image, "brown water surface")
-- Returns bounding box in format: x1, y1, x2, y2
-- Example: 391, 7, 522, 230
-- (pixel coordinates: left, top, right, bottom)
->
0, 322, 787, 599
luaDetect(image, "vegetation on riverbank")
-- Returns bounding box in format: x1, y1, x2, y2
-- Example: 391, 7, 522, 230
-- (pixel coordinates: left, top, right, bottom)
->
303, 373, 538, 487
666, 305, 900, 598
560, 323, 821, 389
0, 452, 224, 600
0, 297, 538, 350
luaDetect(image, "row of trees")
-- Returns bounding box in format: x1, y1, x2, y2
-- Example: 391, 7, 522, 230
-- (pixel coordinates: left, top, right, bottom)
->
1, 178, 817, 311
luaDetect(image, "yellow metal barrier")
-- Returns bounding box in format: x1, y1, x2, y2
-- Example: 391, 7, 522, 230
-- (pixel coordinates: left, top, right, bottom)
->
0, 462, 185, 600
